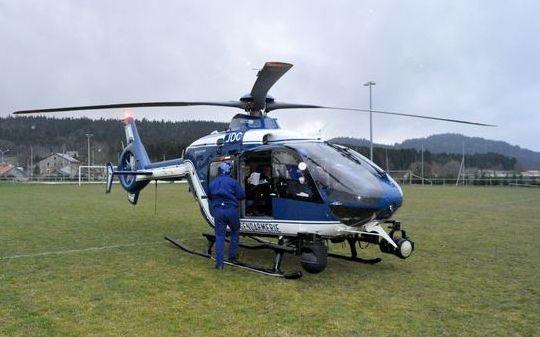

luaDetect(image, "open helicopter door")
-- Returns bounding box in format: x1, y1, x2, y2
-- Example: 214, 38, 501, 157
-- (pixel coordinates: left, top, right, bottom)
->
240, 150, 274, 218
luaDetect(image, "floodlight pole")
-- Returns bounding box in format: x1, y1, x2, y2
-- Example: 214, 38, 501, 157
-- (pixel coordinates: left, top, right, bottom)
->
364, 81, 376, 161
85, 133, 93, 181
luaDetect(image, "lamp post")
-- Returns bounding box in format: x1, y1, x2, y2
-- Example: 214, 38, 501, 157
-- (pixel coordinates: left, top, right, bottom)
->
85, 133, 93, 181
363, 81, 376, 161
0, 148, 9, 164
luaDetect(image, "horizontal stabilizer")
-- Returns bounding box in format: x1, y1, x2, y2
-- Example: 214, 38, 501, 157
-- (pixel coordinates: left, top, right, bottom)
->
105, 162, 153, 194
113, 170, 153, 176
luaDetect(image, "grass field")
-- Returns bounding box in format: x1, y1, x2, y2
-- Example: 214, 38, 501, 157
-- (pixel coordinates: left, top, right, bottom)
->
0, 183, 539, 336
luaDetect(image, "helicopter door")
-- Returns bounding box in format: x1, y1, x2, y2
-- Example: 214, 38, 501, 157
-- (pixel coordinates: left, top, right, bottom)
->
241, 150, 273, 218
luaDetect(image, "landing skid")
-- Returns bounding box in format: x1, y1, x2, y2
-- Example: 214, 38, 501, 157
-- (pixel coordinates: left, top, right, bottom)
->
328, 238, 382, 264
164, 235, 302, 279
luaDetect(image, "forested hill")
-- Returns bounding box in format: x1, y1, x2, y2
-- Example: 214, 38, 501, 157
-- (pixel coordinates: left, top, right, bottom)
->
332, 133, 540, 169
398, 134, 540, 169
0, 116, 228, 164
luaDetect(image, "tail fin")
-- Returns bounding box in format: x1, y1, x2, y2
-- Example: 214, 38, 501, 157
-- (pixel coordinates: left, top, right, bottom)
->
108, 117, 187, 205
111, 117, 152, 200
123, 116, 150, 168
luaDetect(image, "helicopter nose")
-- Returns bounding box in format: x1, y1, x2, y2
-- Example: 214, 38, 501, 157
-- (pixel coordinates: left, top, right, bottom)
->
376, 177, 403, 219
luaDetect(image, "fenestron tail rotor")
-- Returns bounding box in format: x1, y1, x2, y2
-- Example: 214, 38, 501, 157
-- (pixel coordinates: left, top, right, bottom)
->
11, 61, 495, 127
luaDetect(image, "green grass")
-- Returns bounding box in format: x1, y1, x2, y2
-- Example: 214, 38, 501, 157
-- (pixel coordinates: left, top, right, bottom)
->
1, 183, 539, 337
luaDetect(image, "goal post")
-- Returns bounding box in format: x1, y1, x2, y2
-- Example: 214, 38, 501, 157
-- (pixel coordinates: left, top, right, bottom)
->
78, 165, 114, 186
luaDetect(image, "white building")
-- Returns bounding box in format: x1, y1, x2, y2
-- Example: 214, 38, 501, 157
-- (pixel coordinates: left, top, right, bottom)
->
38, 153, 80, 177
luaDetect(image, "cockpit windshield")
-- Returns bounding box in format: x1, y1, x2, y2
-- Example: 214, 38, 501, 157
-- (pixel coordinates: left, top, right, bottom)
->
228, 115, 280, 131
290, 142, 386, 205
229, 117, 262, 130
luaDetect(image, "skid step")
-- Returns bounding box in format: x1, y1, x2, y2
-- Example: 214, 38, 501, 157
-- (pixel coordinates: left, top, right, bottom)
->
202, 233, 296, 253
164, 236, 302, 279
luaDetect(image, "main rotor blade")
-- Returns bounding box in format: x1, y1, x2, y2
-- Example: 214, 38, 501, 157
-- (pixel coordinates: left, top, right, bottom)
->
266, 102, 496, 127
12, 101, 246, 115
250, 62, 293, 111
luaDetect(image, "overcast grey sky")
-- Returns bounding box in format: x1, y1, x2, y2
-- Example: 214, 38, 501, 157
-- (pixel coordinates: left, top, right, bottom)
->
1, 1, 539, 150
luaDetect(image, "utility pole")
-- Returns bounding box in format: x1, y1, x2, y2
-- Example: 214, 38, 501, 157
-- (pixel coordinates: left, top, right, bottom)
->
85, 133, 93, 181
363, 81, 376, 161
0, 148, 9, 164
421, 144, 424, 186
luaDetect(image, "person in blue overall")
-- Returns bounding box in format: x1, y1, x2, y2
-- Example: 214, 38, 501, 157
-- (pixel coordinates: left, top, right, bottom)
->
209, 162, 245, 269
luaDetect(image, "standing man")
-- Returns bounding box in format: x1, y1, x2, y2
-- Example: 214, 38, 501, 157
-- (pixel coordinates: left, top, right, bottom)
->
209, 162, 245, 270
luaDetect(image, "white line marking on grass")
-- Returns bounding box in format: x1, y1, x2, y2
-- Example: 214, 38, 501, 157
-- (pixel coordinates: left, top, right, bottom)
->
0, 241, 165, 261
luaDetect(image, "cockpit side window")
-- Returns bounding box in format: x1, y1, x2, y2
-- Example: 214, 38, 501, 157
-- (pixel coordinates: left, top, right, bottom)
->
208, 159, 235, 183
272, 149, 321, 202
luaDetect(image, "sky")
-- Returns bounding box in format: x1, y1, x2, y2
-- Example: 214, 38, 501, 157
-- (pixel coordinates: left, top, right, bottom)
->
1, 0, 539, 150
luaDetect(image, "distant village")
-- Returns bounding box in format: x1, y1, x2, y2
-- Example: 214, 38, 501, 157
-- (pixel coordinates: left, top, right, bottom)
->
0, 150, 83, 181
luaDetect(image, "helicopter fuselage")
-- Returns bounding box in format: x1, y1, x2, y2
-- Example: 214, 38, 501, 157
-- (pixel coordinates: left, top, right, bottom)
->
119, 114, 405, 250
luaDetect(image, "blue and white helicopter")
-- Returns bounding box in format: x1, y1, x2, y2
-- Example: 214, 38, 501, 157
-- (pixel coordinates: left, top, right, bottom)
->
14, 62, 493, 278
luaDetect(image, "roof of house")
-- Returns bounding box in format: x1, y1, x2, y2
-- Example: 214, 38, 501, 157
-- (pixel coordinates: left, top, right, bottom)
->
0, 164, 14, 175
41, 153, 80, 163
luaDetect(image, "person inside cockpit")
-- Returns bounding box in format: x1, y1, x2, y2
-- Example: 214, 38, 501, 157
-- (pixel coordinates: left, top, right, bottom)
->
244, 165, 256, 214
285, 164, 312, 199
246, 165, 273, 216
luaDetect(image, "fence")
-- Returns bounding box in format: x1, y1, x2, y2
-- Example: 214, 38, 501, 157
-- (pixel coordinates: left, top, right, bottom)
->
78, 165, 109, 186
388, 171, 540, 187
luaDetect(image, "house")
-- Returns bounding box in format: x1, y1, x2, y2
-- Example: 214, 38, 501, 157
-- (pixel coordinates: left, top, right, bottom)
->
0, 164, 28, 181
65, 151, 79, 159
476, 170, 517, 178
38, 153, 80, 177
521, 170, 540, 177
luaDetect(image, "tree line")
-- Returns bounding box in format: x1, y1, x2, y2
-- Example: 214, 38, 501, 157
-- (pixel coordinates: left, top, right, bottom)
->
340, 144, 517, 178
0, 116, 228, 165
0, 116, 517, 179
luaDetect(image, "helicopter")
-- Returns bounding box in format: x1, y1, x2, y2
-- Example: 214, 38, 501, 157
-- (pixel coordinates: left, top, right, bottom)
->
14, 62, 494, 279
